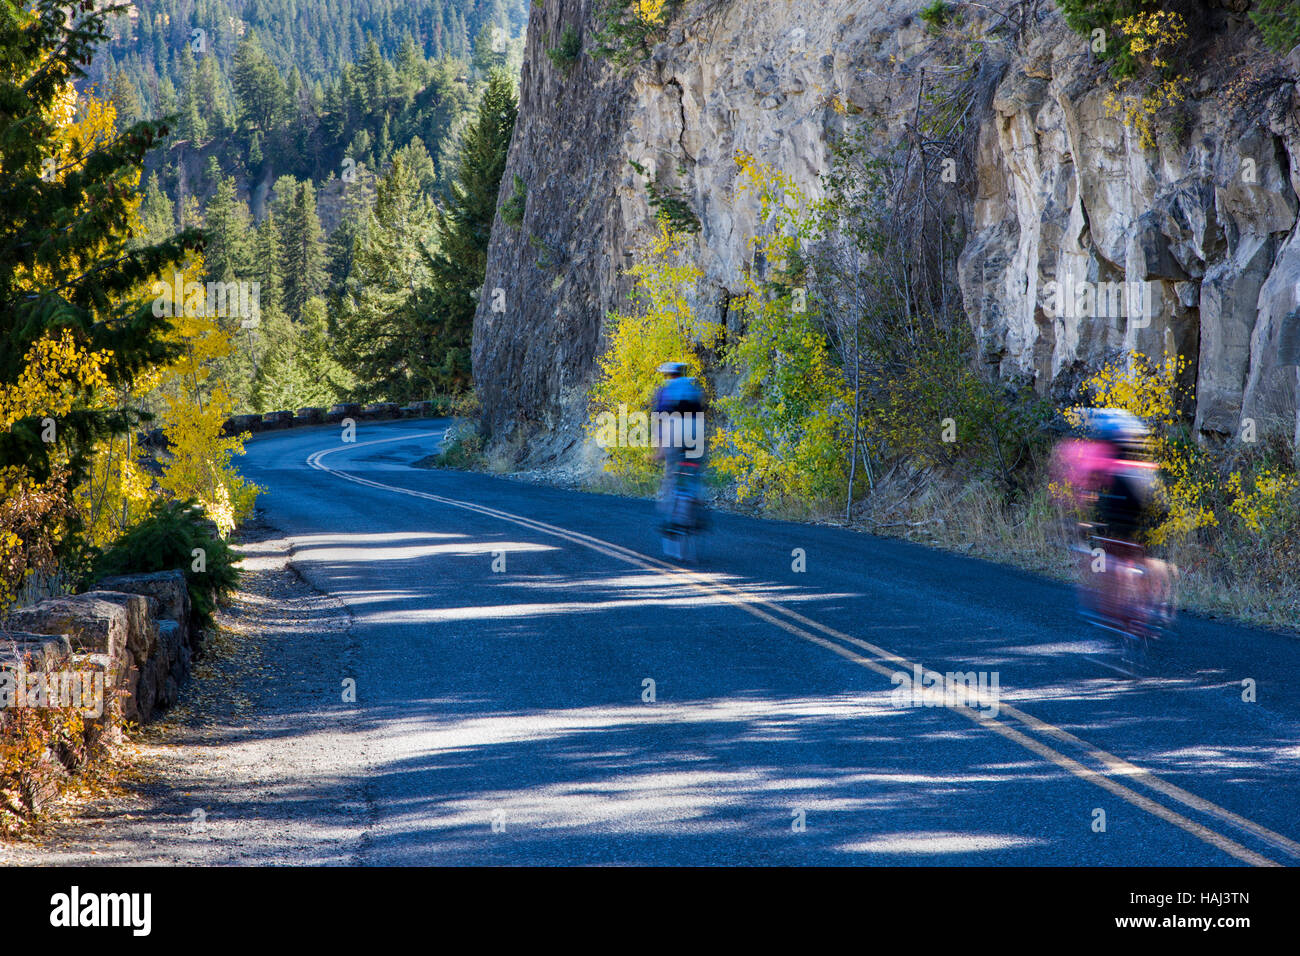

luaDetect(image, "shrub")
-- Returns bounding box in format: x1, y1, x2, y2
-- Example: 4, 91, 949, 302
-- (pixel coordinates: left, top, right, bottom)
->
1054, 0, 1180, 79
920, 1, 957, 33
93, 500, 240, 629
629, 160, 701, 235
592, 0, 685, 67
588, 223, 720, 485
0, 653, 101, 833
500, 175, 527, 228
1251, 0, 1300, 52
546, 26, 583, 71
1067, 350, 1300, 549
429, 429, 486, 470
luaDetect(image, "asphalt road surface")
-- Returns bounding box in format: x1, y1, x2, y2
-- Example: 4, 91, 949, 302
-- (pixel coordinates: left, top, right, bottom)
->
235, 417, 1300, 866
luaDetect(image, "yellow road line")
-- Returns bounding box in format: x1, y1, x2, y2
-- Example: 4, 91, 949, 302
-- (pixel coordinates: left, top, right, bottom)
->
304, 433, 1289, 865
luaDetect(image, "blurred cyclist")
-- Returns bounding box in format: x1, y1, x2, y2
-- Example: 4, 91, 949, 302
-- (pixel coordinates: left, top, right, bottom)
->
651, 361, 705, 560
1051, 408, 1175, 634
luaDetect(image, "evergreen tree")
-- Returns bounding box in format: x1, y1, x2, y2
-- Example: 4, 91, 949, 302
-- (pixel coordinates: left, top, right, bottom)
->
232, 36, 287, 135
195, 54, 232, 137
396, 33, 427, 98
248, 129, 264, 170
138, 173, 177, 245
423, 68, 517, 391
471, 21, 508, 78
178, 46, 207, 142
336, 152, 436, 402
253, 297, 350, 411
0, 0, 202, 480
157, 74, 178, 119
357, 37, 391, 116
252, 211, 285, 318
204, 175, 254, 284
280, 182, 327, 322
108, 70, 143, 127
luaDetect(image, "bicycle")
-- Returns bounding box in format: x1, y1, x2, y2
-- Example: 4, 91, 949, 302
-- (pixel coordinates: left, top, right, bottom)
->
1069, 522, 1177, 671
661, 458, 706, 562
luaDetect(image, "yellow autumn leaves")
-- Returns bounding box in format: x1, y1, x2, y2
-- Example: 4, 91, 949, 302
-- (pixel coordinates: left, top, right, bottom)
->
1072, 351, 1299, 547
1102, 11, 1189, 151
2, 81, 258, 612
634, 0, 668, 23
587, 223, 719, 486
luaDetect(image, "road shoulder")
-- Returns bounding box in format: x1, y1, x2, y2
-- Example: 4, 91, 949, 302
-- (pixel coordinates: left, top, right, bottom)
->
1, 514, 372, 866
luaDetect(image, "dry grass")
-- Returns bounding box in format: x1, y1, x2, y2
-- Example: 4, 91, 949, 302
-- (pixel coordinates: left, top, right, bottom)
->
849, 470, 1300, 635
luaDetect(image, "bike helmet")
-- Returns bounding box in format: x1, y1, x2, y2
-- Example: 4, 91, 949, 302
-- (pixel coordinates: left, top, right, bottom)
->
1083, 407, 1151, 455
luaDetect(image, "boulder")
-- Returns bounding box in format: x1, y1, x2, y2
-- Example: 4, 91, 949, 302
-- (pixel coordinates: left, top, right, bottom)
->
7, 592, 169, 724
222, 413, 264, 436
325, 402, 361, 423
361, 402, 400, 419
0, 632, 73, 672
80, 591, 156, 669
80, 591, 159, 723
6, 595, 130, 668
66, 652, 119, 753
96, 570, 192, 651
263, 410, 294, 429
155, 619, 189, 710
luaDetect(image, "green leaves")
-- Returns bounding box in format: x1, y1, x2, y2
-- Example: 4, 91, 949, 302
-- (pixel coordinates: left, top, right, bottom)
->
0, 1, 201, 480
1250, 0, 1300, 52
591, 0, 685, 68
422, 68, 518, 392
94, 499, 240, 629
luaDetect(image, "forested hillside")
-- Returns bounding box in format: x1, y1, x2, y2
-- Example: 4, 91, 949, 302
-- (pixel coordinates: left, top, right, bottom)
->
93, 0, 527, 121
81, 0, 528, 416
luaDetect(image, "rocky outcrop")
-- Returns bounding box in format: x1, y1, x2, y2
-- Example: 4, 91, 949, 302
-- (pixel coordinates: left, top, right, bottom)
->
474, 0, 1300, 464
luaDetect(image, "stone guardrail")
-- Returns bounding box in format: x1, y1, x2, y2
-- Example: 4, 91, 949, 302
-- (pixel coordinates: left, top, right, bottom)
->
221, 401, 438, 437
2, 570, 197, 813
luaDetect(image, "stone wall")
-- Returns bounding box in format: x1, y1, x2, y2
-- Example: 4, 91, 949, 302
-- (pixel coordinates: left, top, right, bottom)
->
4, 569, 196, 726
220, 401, 439, 437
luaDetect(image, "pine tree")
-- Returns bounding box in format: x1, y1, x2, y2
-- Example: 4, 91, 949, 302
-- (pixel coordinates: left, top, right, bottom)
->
253, 297, 350, 411
109, 70, 143, 127
178, 46, 207, 142
357, 37, 390, 116
138, 173, 177, 246
471, 22, 508, 79
280, 182, 326, 322
248, 129, 263, 170
204, 175, 253, 284
158, 74, 178, 119
0, 0, 202, 480
232, 35, 287, 136
396, 33, 427, 99
196, 54, 232, 137
336, 151, 436, 402
423, 68, 517, 391
252, 211, 285, 318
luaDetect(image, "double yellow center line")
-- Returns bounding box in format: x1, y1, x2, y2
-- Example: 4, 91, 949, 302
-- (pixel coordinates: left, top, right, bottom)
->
306, 433, 1298, 866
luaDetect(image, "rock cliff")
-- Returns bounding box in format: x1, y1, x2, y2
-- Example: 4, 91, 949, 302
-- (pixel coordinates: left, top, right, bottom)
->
473, 0, 1300, 464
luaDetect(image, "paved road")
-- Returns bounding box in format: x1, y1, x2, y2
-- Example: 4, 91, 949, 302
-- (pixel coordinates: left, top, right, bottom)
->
236, 417, 1300, 865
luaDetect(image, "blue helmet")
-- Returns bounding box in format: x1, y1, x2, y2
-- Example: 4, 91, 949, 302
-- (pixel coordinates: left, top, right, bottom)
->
1084, 407, 1149, 445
